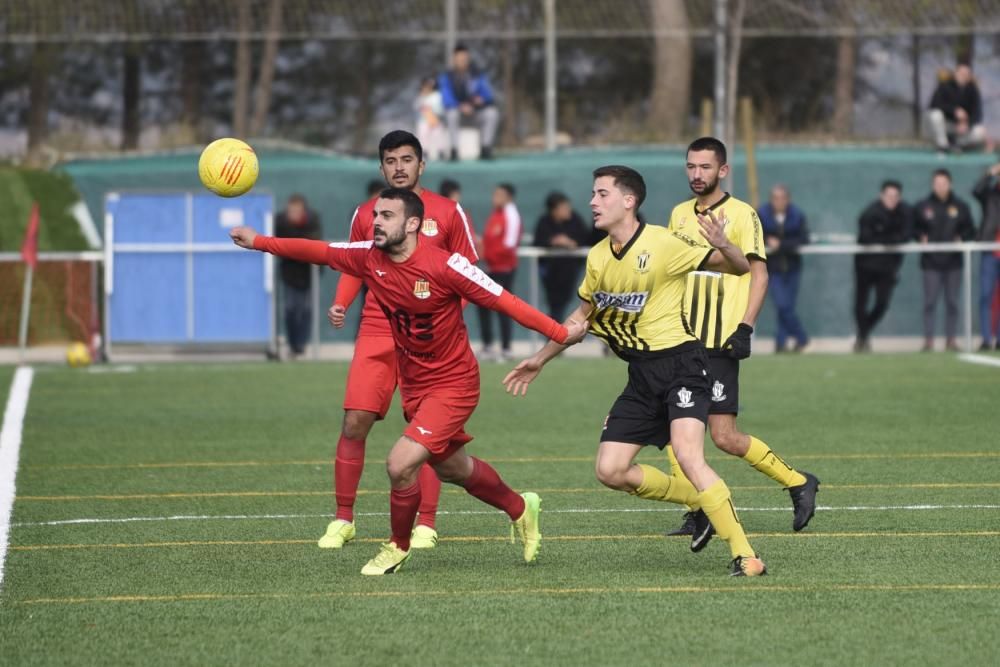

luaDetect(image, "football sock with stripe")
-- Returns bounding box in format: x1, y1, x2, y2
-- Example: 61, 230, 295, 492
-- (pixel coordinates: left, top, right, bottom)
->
698, 479, 755, 559
334, 436, 366, 522
416, 463, 441, 530
744, 436, 807, 488
389, 481, 421, 551
461, 457, 526, 520
632, 463, 700, 506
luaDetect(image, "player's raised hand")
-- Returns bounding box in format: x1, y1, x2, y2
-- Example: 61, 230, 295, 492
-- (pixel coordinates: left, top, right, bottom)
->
229, 226, 258, 249
696, 209, 729, 249
503, 357, 544, 397
328, 304, 347, 329
564, 318, 589, 345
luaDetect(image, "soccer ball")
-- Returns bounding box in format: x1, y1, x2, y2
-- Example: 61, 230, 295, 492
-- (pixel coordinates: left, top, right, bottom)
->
198, 138, 259, 197
66, 342, 92, 368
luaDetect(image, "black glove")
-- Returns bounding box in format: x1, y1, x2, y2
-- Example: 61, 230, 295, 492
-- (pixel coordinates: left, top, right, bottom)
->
723, 323, 753, 360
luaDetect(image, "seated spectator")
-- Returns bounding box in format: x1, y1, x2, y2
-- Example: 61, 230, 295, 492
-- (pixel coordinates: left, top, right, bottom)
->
414, 76, 448, 161
758, 184, 810, 353
914, 169, 975, 351
533, 191, 591, 321
973, 161, 1000, 350
927, 62, 989, 154
478, 183, 521, 361
438, 44, 500, 161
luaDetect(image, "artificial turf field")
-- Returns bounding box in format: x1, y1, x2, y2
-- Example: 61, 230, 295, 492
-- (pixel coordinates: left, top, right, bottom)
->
1, 353, 998, 666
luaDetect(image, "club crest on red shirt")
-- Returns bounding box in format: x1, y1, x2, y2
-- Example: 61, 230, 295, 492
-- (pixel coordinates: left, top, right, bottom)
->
413, 279, 431, 299
421, 218, 439, 237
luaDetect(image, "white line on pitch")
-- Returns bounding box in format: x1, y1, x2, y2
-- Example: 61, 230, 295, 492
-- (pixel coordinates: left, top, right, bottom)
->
0, 367, 35, 592
13, 504, 1000, 528
957, 353, 1000, 368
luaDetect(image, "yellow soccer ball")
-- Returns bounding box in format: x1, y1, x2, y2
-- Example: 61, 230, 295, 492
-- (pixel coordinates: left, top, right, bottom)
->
66, 341, 92, 368
198, 138, 259, 197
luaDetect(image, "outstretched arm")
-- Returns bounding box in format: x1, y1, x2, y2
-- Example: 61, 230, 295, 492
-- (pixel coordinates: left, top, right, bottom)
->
697, 210, 750, 275
503, 300, 593, 396
231, 227, 367, 277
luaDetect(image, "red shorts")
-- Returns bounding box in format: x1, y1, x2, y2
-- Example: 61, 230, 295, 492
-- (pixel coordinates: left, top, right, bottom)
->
402, 389, 479, 464
343, 335, 397, 418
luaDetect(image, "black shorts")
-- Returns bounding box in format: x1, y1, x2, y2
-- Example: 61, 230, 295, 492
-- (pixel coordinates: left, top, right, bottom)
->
707, 353, 740, 415
601, 343, 711, 449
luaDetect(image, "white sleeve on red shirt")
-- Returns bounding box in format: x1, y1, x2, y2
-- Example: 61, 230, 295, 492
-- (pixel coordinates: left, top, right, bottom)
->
453, 203, 480, 261
502, 203, 521, 249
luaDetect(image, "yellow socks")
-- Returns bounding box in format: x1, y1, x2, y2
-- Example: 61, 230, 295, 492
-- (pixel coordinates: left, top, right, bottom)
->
698, 479, 754, 559
665, 445, 699, 510
632, 464, 700, 507
744, 436, 807, 488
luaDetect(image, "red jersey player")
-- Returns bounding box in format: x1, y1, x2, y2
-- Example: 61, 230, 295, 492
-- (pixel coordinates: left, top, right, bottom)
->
322, 131, 479, 551
230, 188, 588, 575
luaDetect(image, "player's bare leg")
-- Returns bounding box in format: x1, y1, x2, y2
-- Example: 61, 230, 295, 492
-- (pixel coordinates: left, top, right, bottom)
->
671, 418, 766, 576
432, 447, 542, 563
708, 414, 819, 532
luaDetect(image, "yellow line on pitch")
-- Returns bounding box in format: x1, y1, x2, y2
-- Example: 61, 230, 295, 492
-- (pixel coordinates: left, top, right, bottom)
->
12, 531, 1000, 551
23, 451, 1000, 471
15, 582, 1000, 606
17, 482, 1000, 501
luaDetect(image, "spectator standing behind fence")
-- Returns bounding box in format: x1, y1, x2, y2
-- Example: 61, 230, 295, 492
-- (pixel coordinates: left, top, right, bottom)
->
914, 169, 975, 352
854, 180, 912, 353
414, 76, 448, 161
533, 191, 591, 321
439, 178, 462, 203
927, 62, 990, 155
758, 184, 810, 353
478, 183, 521, 361
275, 193, 322, 358
438, 44, 500, 161
973, 161, 1000, 351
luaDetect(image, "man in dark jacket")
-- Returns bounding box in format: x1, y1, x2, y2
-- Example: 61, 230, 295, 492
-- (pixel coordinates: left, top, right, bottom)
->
927, 63, 988, 154
854, 180, 912, 352
533, 191, 591, 321
275, 193, 322, 357
438, 44, 500, 161
758, 184, 810, 352
915, 169, 975, 351
973, 162, 1000, 350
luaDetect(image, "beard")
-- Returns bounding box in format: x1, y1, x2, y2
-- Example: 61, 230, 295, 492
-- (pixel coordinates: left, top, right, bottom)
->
688, 175, 720, 197
374, 226, 408, 251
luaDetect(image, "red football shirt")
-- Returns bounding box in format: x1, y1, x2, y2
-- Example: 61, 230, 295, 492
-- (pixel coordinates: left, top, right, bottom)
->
335, 189, 478, 337
254, 236, 565, 398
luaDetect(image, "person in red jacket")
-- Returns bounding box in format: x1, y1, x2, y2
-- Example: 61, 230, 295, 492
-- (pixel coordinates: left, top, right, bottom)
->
478, 183, 522, 361
230, 188, 588, 575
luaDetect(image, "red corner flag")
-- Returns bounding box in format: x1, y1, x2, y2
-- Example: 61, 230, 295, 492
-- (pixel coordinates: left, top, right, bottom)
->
20, 202, 40, 269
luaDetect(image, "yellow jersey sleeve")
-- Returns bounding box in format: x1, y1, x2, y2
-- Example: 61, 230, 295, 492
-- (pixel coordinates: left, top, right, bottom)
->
722, 203, 766, 261
663, 232, 713, 277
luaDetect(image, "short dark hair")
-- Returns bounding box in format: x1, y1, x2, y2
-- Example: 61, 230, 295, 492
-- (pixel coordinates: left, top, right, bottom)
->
881, 179, 903, 193
439, 179, 461, 198
545, 190, 569, 211
287, 193, 307, 206
378, 130, 423, 162
366, 179, 384, 197
378, 187, 424, 223
497, 182, 516, 198
932, 168, 952, 181
454, 43, 469, 54
593, 165, 646, 210
687, 136, 728, 165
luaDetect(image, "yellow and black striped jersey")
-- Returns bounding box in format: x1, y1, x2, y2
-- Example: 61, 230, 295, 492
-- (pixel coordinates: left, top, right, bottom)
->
668, 194, 765, 350
577, 222, 713, 359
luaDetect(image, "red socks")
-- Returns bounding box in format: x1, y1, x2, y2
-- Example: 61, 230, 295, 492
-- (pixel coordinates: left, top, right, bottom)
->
334, 436, 366, 522
389, 482, 421, 551
416, 464, 441, 529
462, 457, 525, 521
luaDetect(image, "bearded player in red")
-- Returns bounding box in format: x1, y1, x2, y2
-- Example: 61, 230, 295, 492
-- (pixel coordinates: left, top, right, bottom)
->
231, 188, 587, 575
322, 131, 479, 551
